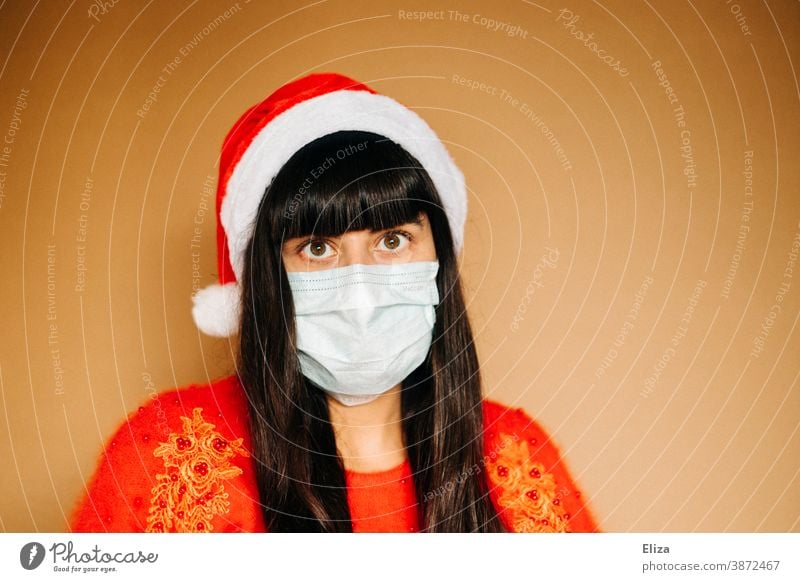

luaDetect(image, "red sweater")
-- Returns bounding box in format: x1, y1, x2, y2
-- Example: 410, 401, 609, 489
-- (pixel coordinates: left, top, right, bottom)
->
69, 375, 599, 533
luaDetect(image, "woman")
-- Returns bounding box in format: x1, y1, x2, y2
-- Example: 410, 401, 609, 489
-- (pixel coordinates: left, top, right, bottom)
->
69, 73, 598, 533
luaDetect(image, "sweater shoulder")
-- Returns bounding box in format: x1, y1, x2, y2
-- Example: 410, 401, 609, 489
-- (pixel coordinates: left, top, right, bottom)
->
130, 374, 249, 439
480, 397, 599, 533
480, 397, 559, 469
481, 397, 551, 440
68, 374, 253, 532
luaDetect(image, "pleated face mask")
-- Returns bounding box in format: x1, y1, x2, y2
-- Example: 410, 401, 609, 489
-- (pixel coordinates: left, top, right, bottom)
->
286, 260, 440, 406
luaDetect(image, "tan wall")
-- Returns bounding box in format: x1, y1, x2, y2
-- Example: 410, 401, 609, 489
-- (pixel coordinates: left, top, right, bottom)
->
0, 0, 797, 532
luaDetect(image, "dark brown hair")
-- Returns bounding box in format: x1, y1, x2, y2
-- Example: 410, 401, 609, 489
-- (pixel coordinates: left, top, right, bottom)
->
237, 130, 504, 532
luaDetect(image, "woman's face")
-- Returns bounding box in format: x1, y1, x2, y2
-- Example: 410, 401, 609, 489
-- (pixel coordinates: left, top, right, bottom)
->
281, 211, 437, 272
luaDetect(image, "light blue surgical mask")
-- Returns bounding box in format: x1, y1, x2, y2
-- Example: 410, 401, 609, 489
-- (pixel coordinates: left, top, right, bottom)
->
286, 260, 440, 406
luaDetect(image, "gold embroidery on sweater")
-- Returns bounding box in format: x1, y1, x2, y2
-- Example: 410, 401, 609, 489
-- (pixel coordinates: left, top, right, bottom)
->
488, 432, 570, 532
145, 407, 249, 533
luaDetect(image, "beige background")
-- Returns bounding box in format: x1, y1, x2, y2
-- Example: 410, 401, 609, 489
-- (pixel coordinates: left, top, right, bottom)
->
0, 0, 798, 532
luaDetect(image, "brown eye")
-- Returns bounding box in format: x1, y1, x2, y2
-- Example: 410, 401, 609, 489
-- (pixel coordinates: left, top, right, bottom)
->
309, 240, 326, 256
300, 239, 334, 260
379, 231, 411, 252
384, 233, 400, 250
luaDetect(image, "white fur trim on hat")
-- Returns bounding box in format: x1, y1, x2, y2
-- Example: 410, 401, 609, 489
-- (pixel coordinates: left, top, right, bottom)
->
191, 282, 241, 337
220, 89, 467, 282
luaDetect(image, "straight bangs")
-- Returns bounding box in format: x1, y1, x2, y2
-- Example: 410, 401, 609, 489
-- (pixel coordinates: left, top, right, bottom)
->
259, 131, 437, 244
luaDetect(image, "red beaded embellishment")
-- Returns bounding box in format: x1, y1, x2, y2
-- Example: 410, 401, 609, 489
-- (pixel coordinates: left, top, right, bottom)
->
487, 432, 571, 533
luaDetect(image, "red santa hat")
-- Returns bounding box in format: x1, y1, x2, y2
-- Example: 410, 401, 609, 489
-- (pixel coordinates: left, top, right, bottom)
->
192, 72, 467, 337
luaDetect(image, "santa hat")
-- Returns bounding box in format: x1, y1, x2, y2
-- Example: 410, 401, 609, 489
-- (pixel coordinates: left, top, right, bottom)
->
192, 72, 467, 337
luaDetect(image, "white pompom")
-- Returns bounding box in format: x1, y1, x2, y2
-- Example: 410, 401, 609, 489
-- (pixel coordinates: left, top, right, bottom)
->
191, 282, 241, 337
